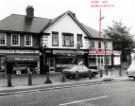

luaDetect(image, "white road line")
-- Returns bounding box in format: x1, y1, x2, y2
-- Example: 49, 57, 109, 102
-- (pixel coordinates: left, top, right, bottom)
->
59, 95, 108, 106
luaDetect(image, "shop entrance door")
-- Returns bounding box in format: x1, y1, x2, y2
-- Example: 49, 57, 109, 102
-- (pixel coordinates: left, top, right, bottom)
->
97, 55, 104, 69
48, 57, 55, 72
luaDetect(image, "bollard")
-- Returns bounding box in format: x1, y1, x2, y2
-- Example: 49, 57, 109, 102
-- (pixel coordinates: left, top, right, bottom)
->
100, 69, 103, 78
61, 71, 66, 82
88, 70, 92, 79
28, 72, 32, 85
45, 72, 52, 84
105, 69, 108, 75
7, 74, 12, 87
119, 67, 122, 77
75, 71, 79, 81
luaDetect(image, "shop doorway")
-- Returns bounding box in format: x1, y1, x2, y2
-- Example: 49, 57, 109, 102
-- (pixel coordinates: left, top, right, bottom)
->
97, 55, 104, 69
48, 57, 55, 72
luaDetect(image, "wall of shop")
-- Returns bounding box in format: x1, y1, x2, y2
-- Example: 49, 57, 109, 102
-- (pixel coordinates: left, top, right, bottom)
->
42, 14, 89, 49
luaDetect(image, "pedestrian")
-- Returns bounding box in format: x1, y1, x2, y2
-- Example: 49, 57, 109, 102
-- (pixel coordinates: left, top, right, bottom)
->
27, 67, 31, 75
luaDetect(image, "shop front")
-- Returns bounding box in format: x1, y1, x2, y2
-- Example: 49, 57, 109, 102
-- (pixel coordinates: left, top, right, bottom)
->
89, 49, 113, 69
44, 49, 89, 72
0, 50, 40, 75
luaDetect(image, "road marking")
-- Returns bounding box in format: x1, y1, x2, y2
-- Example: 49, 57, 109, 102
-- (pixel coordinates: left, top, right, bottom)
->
59, 95, 108, 106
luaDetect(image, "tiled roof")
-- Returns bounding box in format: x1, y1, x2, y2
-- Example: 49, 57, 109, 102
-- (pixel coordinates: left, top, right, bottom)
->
81, 23, 111, 39
0, 14, 50, 33
0, 11, 111, 39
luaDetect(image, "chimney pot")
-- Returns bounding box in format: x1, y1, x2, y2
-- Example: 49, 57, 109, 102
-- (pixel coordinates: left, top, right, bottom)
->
26, 5, 34, 18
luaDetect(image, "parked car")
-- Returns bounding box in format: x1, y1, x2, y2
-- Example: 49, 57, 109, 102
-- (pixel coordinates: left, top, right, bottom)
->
126, 66, 135, 80
63, 65, 99, 79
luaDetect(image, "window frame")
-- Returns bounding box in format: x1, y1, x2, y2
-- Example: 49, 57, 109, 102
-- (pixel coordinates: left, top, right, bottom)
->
98, 41, 102, 49
52, 31, 59, 46
24, 35, 33, 47
11, 34, 20, 46
91, 40, 95, 48
0, 33, 6, 46
62, 33, 74, 47
104, 41, 109, 49
77, 34, 83, 47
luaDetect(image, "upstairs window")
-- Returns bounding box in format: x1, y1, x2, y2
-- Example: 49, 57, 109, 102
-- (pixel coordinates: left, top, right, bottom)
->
0, 33, 6, 46
52, 31, 59, 46
104, 41, 109, 49
77, 34, 83, 47
91, 41, 95, 48
98, 41, 102, 49
62, 33, 74, 47
24, 35, 32, 46
11, 34, 20, 46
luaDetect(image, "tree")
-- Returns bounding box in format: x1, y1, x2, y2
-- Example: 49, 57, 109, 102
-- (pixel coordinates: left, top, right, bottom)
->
104, 21, 135, 62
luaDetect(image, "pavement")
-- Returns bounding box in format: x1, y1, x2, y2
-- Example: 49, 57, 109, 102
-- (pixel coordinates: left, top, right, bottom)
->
0, 69, 129, 96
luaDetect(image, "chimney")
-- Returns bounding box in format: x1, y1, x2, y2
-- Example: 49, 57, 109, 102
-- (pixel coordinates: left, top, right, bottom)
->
26, 5, 34, 18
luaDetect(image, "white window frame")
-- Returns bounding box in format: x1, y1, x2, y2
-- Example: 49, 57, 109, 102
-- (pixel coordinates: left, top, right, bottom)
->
105, 41, 109, 49
11, 34, 20, 46
77, 34, 83, 47
52, 32, 59, 46
24, 35, 33, 46
98, 41, 102, 49
0, 33, 6, 46
91, 40, 95, 48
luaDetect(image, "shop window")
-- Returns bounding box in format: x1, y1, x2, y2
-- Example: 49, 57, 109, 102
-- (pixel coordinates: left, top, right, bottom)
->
55, 57, 78, 72
89, 55, 96, 66
0, 33, 6, 46
77, 34, 83, 47
62, 33, 74, 47
52, 31, 59, 46
11, 34, 20, 46
24, 35, 32, 46
0, 56, 5, 72
105, 56, 110, 65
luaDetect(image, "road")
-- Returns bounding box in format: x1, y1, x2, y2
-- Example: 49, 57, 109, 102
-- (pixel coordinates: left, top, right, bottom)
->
1, 79, 135, 106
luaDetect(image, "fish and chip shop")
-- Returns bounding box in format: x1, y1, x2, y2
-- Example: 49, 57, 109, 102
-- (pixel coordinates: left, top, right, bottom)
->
0, 50, 40, 75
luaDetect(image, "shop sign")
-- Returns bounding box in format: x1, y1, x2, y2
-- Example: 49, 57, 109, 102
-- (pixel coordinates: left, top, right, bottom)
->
15, 57, 34, 61
7, 55, 40, 62
53, 50, 84, 55
113, 50, 121, 55
89, 50, 113, 54
45, 50, 52, 53
0, 50, 39, 54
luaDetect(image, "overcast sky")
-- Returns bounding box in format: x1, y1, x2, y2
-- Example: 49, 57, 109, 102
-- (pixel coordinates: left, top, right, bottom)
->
0, 0, 135, 35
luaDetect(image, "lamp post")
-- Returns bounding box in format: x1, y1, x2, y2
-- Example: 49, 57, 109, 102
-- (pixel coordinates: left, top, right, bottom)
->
98, 10, 107, 75
75, 44, 80, 81
42, 45, 52, 84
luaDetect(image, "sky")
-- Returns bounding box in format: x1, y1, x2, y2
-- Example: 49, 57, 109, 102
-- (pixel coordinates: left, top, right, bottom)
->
0, 0, 135, 35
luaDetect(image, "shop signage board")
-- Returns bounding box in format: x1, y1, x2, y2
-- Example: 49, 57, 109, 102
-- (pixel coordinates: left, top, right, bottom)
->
53, 50, 84, 55
0, 50, 39, 54
7, 55, 40, 62
89, 50, 113, 54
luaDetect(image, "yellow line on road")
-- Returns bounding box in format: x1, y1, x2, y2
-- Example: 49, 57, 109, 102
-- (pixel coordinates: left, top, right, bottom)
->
59, 95, 108, 106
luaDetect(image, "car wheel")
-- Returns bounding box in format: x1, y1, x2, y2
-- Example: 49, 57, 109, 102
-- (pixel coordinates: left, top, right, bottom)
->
65, 75, 71, 79
91, 73, 96, 77
134, 77, 135, 81
75, 71, 79, 80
